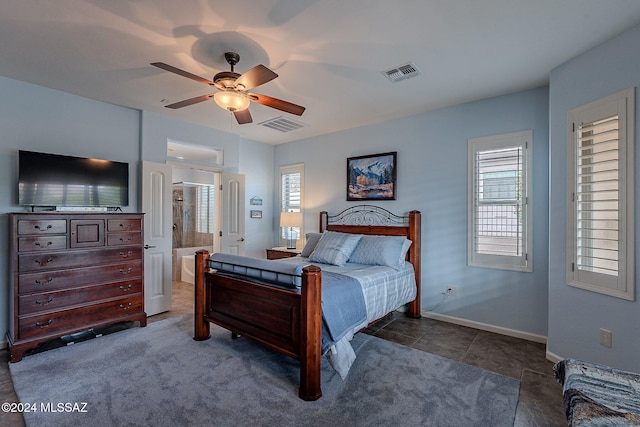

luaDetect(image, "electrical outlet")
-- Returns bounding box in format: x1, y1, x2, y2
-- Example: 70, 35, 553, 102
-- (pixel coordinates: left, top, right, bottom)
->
446, 286, 457, 296
599, 328, 612, 348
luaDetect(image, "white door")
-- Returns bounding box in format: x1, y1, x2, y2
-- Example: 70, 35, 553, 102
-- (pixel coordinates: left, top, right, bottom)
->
221, 173, 245, 255
142, 161, 173, 315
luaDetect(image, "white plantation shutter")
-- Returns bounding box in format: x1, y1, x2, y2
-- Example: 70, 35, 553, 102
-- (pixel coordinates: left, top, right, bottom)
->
279, 164, 304, 242
568, 88, 634, 300
196, 185, 215, 233
576, 116, 619, 276
474, 147, 523, 257
468, 131, 532, 271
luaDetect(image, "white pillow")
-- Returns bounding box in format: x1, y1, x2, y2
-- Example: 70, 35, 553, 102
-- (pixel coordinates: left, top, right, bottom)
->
399, 238, 413, 263
308, 231, 362, 266
348, 235, 410, 269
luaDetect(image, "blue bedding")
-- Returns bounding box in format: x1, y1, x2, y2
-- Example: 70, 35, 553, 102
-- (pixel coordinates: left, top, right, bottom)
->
207, 253, 367, 353
320, 271, 366, 352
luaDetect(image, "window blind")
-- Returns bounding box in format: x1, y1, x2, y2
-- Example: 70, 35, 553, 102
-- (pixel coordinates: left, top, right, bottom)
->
281, 170, 301, 239
196, 185, 215, 234
575, 115, 620, 277
474, 146, 523, 257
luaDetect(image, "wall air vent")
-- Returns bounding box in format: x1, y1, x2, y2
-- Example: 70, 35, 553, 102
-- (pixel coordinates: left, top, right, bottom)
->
258, 116, 308, 132
382, 61, 422, 83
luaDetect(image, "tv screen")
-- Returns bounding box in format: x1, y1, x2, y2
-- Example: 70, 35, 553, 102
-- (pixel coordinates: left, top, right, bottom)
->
18, 150, 129, 207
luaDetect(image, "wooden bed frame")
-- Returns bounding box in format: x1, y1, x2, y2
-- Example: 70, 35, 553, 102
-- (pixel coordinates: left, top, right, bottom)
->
194, 206, 421, 400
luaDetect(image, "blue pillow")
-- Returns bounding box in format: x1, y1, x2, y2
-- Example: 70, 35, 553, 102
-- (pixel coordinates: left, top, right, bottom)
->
348, 235, 409, 269
308, 231, 362, 266
300, 232, 323, 257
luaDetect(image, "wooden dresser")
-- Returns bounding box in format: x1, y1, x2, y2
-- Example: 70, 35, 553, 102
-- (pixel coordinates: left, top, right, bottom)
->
7, 212, 147, 362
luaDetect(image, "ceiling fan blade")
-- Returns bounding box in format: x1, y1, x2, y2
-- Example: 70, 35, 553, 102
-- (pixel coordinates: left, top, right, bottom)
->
235, 65, 278, 90
150, 62, 214, 86
249, 93, 305, 116
164, 94, 214, 109
233, 109, 253, 124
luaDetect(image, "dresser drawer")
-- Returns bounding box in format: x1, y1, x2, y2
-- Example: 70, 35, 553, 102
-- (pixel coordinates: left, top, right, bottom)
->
18, 247, 142, 272
18, 219, 67, 235
18, 296, 143, 340
18, 260, 142, 294
107, 231, 142, 246
108, 218, 142, 232
18, 279, 143, 316
18, 235, 68, 252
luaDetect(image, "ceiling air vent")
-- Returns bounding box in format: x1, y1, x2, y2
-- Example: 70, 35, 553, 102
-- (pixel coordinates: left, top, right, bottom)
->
258, 116, 308, 132
382, 61, 422, 83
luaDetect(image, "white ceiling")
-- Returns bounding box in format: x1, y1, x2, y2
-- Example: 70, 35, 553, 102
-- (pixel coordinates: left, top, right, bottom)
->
2, 0, 640, 145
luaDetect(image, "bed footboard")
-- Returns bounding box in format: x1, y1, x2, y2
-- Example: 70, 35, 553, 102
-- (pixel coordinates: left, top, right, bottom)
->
194, 249, 323, 401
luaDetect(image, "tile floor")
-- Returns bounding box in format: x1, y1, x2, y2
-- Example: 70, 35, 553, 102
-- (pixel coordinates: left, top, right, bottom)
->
0, 281, 567, 426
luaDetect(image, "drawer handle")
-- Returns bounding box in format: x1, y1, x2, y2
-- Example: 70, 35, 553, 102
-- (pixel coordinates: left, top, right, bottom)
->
119, 250, 133, 258
36, 319, 53, 328
119, 267, 133, 275
119, 236, 133, 242
119, 223, 132, 229
119, 302, 133, 310
34, 257, 53, 266
119, 284, 133, 292
34, 224, 53, 232
35, 297, 54, 306
35, 277, 53, 285
34, 241, 53, 247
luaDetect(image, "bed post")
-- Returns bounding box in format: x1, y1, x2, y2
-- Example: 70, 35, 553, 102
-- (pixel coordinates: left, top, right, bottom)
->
194, 249, 211, 341
406, 210, 422, 318
299, 264, 322, 401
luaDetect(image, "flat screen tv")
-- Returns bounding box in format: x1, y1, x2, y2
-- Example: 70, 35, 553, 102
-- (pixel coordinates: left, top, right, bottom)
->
18, 150, 129, 208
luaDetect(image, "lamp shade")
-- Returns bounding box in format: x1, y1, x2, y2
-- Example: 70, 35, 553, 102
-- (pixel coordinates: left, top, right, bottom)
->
213, 91, 250, 112
280, 211, 302, 228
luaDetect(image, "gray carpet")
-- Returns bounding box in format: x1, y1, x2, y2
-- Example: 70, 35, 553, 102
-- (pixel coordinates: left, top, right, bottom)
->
10, 315, 520, 426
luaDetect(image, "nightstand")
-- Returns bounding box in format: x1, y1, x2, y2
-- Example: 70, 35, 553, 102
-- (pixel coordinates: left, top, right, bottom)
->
266, 247, 301, 260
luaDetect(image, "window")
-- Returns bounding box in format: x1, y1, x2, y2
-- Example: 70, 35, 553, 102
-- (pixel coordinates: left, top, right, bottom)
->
468, 131, 532, 271
196, 184, 215, 234
567, 88, 634, 300
279, 164, 304, 243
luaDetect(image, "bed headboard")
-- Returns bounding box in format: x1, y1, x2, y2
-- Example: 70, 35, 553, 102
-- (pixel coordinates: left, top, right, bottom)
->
319, 205, 421, 317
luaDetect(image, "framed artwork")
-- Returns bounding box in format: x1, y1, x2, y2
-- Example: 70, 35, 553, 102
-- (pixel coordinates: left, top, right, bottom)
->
347, 151, 397, 200
250, 210, 262, 219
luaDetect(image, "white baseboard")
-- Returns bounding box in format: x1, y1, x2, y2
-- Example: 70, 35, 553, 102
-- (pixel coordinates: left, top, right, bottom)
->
545, 350, 564, 364
422, 311, 548, 344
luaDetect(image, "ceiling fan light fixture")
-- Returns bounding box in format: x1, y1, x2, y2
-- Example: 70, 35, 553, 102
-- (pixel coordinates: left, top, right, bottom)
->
213, 91, 250, 112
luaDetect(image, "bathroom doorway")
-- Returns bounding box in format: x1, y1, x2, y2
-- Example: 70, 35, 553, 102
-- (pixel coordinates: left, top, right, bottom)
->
171, 168, 222, 284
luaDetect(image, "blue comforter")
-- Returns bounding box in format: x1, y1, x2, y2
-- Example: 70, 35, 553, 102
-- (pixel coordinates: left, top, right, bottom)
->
320, 271, 366, 352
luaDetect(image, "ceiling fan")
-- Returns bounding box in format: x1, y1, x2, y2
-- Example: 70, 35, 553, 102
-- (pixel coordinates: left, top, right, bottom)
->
151, 52, 305, 125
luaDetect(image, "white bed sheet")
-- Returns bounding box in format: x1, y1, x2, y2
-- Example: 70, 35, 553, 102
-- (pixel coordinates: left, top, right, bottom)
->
277, 257, 416, 327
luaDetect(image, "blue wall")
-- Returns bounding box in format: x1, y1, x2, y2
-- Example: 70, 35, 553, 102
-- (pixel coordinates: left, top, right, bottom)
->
548, 25, 640, 371
275, 86, 550, 337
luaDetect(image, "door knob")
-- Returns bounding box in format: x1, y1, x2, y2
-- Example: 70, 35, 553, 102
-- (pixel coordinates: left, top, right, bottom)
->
144, 244, 157, 249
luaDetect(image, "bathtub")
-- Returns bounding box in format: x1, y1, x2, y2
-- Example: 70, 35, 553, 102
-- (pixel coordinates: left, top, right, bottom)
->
173, 247, 213, 284
181, 255, 195, 284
